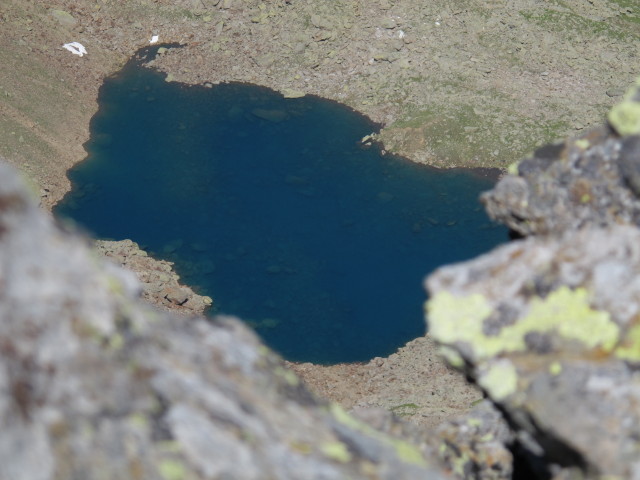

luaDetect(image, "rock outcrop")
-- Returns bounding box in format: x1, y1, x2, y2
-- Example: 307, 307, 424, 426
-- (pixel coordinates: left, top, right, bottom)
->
426, 81, 640, 479
96, 239, 213, 315
0, 161, 452, 479
427, 225, 640, 478
482, 80, 640, 237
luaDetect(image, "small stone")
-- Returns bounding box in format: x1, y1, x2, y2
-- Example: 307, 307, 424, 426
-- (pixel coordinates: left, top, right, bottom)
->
606, 89, 625, 97
313, 31, 333, 42
619, 136, 640, 196
396, 58, 411, 69
163, 287, 190, 306
310, 15, 332, 30
380, 18, 396, 29
389, 38, 404, 51
281, 89, 305, 99
254, 54, 275, 68
373, 52, 390, 62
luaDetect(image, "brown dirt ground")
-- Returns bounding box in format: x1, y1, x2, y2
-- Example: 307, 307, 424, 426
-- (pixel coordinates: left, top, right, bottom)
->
287, 335, 482, 429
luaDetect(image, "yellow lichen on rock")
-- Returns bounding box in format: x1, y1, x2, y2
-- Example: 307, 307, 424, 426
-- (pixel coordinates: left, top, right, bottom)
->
427, 291, 493, 350
428, 287, 619, 362
549, 361, 562, 376
328, 403, 428, 467
608, 78, 640, 136
614, 323, 640, 361
574, 138, 590, 150
507, 161, 520, 175
320, 441, 352, 463
477, 360, 518, 401
517, 287, 619, 352
158, 459, 187, 480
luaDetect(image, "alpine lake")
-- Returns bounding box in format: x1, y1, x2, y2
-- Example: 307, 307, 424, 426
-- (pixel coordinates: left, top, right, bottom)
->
55, 45, 508, 364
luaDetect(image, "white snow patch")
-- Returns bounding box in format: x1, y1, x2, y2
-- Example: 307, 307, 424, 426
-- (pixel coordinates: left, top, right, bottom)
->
62, 42, 87, 57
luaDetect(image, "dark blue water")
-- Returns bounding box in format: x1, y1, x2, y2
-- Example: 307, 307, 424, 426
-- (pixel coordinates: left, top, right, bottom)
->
54, 47, 507, 364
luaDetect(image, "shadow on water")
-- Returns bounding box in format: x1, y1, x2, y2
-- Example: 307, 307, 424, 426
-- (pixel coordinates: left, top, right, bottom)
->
55, 46, 508, 364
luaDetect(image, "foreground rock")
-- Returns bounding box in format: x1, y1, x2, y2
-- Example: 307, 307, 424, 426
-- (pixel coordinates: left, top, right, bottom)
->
0, 161, 452, 479
427, 225, 640, 478
426, 88, 640, 478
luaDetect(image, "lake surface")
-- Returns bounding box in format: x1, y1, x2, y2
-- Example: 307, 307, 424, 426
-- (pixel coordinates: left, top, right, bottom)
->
55, 46, 508, 364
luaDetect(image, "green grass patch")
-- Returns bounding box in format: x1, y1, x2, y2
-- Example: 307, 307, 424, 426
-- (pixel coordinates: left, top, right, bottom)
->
381, 99, 573, 169
519, 8, 638, 40
389, 403, 420, 417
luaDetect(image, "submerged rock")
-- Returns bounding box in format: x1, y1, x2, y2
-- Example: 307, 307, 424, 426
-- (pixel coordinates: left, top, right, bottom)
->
251, 107, 289, 122
0, 160, 449, 479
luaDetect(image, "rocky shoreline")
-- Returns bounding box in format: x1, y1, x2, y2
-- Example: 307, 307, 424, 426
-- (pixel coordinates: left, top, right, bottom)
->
95, 239, 213, 315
